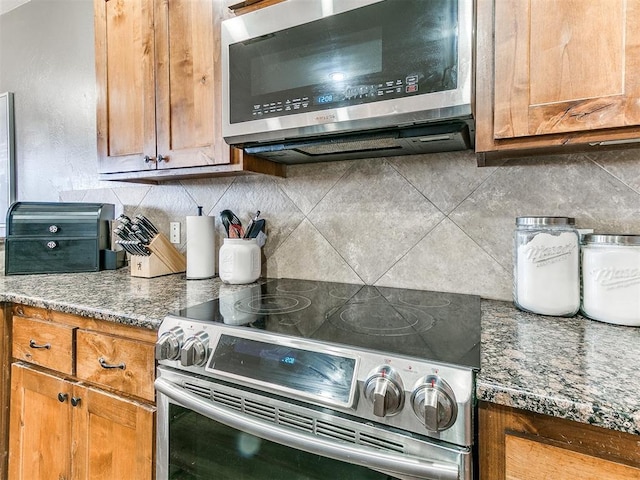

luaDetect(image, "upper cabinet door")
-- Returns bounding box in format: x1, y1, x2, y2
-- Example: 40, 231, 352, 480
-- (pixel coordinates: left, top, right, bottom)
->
493, 0, 640, 139
94, 0, 157, 174
154, 0, 226, 169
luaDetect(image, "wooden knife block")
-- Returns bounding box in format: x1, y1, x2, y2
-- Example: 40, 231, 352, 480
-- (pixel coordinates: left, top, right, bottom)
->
129, 233, 186, 278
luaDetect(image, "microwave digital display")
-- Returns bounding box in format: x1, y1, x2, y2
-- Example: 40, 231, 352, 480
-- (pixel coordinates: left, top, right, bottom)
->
226, 0, 459, 125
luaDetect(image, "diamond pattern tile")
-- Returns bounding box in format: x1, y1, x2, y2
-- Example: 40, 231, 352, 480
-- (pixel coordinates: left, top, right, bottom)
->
307, 158, 444, 284
389, 150, 498, 214
377, 219, 512, 300
450, 154, 640, 270
213, 175, 305, 259
180, 177, 234, 217
587, 148, 640, 193
135, 183, 197, 249
279, 160, 354, 215
265, 219, 362, 284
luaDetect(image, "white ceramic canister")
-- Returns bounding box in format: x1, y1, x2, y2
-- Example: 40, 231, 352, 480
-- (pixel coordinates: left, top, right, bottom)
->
218, 238, 261, 284
581, 234, 640, 326
513, 216, 580, 316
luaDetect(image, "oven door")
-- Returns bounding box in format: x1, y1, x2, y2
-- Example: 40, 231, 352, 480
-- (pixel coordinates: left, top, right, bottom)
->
156, 367, 472, 480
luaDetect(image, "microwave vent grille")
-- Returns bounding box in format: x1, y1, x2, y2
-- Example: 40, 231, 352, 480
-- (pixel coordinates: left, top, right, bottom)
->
297, 136, 401, 156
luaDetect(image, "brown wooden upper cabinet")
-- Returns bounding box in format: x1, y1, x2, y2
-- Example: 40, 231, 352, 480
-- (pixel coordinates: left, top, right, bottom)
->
225, 0, 284, 12
475, 0, 640, 163
94, 0, 283, 182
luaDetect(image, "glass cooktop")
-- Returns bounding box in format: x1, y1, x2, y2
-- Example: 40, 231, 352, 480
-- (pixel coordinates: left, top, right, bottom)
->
173, 278, 481, 370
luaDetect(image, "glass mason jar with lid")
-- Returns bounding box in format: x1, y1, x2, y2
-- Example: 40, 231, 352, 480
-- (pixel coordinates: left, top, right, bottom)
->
513, 216, 580, 316
581, 234, 640, 326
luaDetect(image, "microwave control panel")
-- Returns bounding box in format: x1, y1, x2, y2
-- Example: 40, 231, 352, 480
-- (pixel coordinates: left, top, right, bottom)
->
250, 74, 420, 119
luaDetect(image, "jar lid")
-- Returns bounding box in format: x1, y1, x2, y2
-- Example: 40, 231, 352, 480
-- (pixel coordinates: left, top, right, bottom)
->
583, 234, 640, 246
515, 216, 575, 226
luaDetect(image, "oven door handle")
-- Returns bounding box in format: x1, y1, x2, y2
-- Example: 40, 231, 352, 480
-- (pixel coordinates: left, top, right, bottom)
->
156, 378, 461, 480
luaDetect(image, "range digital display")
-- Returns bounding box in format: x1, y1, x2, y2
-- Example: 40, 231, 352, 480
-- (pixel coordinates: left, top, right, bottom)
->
209, 335, 357, 405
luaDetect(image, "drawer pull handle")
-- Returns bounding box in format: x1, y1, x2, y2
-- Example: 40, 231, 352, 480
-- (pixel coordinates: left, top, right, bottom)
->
99, 357, 126, 370
46, 241, 57, 249
71, 397, 81, 407
48, 225, 59, 233
58, 393, 68, 403
29, 339, 51, 349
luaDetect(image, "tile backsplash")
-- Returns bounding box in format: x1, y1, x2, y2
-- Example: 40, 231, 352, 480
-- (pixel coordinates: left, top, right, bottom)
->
3, 0, 640, 301
60, 147, 640, 302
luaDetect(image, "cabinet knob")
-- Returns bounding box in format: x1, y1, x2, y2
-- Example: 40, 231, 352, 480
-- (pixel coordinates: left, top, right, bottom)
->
46, 241, 57, 249
144, 155, 167, 164
58, 393, 68, 403
71, 397, 81, 407
48, 225, 59, 233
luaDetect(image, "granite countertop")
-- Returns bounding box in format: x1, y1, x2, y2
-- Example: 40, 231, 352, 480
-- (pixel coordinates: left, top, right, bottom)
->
1, 269, 639, 436
479, 300, 640, 436
0, 268, 234, 330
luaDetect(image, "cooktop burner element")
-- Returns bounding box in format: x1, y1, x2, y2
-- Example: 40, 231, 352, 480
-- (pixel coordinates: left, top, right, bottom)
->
234, 293, 313, 315
327, 303, 436, 336
172, 278, 481, 369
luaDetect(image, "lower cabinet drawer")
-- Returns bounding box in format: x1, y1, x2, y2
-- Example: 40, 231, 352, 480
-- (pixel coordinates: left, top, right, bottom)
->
76, 330, 155, 402
12, 316, 75, 374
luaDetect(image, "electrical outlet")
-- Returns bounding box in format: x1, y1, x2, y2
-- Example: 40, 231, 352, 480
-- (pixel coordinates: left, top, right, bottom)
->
170, 222, 181, 244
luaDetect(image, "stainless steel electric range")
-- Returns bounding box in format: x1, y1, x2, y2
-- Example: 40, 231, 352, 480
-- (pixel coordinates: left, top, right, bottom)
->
155, 278, 481, 480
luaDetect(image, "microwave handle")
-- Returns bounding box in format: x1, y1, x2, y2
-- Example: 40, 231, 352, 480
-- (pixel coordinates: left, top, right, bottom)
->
155, 378, 460, 480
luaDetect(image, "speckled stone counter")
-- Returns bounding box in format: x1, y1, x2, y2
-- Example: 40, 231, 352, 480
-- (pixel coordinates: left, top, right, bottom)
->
0, 268, 242, 330
1, 268, 639, 437
478, 300, 640, 436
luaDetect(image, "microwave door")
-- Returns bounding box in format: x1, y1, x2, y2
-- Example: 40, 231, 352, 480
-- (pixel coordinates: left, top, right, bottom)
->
222, 0, 471, 146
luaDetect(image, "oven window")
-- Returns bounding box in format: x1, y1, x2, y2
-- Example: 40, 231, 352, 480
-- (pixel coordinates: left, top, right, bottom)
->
168, 404, 399, 480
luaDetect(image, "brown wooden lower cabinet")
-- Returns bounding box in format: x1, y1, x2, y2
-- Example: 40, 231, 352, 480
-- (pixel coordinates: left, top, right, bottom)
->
0, 305, 11, 480
6, 304, 157, 480
479, 401, 640, 480
9, 364, 154, 480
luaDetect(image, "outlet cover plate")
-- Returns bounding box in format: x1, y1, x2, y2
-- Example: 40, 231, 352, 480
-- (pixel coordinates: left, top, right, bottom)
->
170, 222, 180, 243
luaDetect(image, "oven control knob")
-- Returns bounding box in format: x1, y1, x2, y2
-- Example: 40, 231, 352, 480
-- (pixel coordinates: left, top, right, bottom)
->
180, 332, 209, 367
155, 327, 184, 361
411, 375, 457, 432
363, 365, 404, 417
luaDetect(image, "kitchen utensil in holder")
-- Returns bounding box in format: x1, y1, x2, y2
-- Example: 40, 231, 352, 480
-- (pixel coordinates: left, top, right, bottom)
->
130, 233, 186, 278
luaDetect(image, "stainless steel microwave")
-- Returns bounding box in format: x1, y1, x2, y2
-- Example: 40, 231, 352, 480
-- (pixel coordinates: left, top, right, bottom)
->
221, 0, 474, 163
